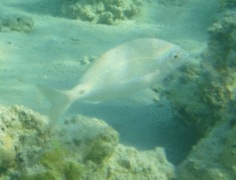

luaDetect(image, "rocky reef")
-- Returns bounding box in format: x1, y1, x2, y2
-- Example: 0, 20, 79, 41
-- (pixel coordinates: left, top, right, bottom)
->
156, 0, 186, 6
0, 105, 174, 179
0, 15, 34, 33
220, 0, 236, 9
177, 119, 236, 179
60, 0, 142, 25
161, 9, 236, 137
159, 6, 236, 180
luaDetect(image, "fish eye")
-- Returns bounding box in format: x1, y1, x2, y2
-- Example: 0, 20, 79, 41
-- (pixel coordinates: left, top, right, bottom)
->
173, 54, 178, 59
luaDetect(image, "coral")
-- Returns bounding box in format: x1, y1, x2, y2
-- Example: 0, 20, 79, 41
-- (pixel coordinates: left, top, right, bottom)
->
0, 15, 34, 33
60, 0, 142, 25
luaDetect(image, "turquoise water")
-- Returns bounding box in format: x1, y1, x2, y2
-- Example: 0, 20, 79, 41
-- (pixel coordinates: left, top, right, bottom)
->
1, 0, 236, 179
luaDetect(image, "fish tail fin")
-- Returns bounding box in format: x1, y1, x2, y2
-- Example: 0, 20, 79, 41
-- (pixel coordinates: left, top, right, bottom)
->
37, 85, 73, 123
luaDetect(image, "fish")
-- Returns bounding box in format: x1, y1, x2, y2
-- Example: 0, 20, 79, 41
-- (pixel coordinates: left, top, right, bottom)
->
38, 38, 189, 122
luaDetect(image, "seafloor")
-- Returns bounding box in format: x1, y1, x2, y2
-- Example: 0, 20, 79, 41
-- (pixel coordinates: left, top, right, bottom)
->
0, 0, 236, 179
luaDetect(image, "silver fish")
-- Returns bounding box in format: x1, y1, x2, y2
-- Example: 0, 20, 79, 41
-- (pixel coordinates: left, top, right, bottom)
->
38, 38, 189, 122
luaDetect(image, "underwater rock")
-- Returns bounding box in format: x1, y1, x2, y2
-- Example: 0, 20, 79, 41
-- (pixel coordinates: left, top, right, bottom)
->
161, 61, 231, 136
83, 145, 174, 180
177, 120, 236, 179
220, 0, 236, 9
0, 105, 174, 179
0, 15, 34, 33
60, 0, 142, 25
161, 9, 236, 136
206, 10, 236, 70
0, 134, 16, 169
160, 7, 236, 179
62, 115, 119, 164
78, 55, 97, 65
0, 105, 50, 179
156, 0, 186, 6
221, 123, 236, 177
60, 115, 175, 179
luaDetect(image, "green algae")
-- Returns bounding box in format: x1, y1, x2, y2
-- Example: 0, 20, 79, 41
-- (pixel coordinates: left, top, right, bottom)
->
19, 171, 58, 180
64, 162, 83, 180
20, 147, 84, 180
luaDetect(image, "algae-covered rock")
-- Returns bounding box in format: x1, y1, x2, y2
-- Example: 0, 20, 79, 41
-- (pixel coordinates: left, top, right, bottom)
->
0, 134, 16, 169
20, 147, 84, 180
221, 123, 236, 177
19, 169, 59, 180
161, 9, 236, 136
101, 145, 174, 180
220, 0, 236, 9
62, 115, 119, 164
61, 116, 174, 179
161, 61, 232, 136
0, 105, 50, 179
162, 6, 236, 180
0, 106, 174, 179
60, 0, 142, 25
0, 15, 34, 33
206, 10, 236, 70
63, 162, 83, 180
176, 120, 236, 179
157, 0, 186, 6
